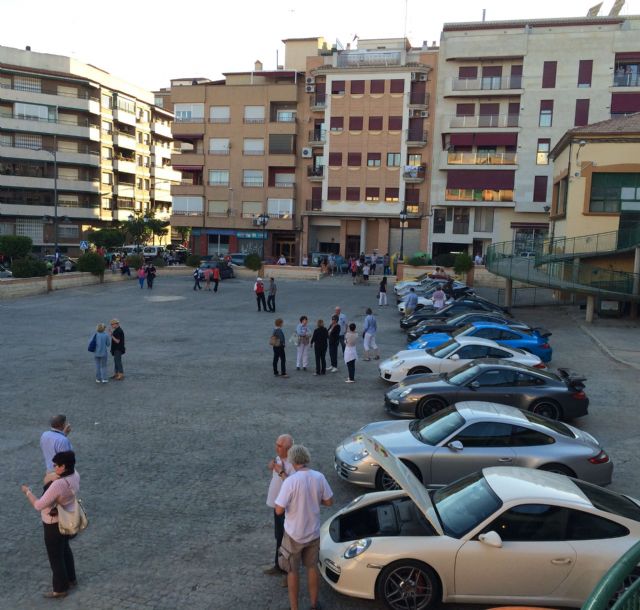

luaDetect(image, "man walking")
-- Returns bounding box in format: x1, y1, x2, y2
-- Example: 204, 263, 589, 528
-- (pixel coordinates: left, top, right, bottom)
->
212, 265, 220, 292
40, 415, 73, 476
192, 267, 202, 291
264, 434, 295, 576
108, 319, 125, 380
254, 277, 267, 312
404, 287, 419, 317
275, 445, 333, 610
334, 306, 347, 353
267, 277, 277, 312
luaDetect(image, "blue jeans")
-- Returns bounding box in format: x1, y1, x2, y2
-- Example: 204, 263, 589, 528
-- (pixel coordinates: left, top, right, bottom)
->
95, 355, 108, 381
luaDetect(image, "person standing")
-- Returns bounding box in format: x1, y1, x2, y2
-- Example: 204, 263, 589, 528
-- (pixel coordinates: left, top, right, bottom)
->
145, 263, 156, 289
192, 267, 202, 291
362, 308, 379, 361
108, 319, 125, 380
271, 318, 288, 377
362, 262, 370, 284
137, 266, 145, 289
432, 285, 447, 310
404, 287, 419, 317
21, 451, 80, 599
383, 252, 390, 275
344, 322, 358, 383
267, 277, 277, 312
334, 306, 347, 353
90, 323, 111, 383
254, 277, 267, 312
295, 316, 310, 371
310, 319, 329, 376
370, 251, 377, 276
40, 415, 73, 475
327, 315, 340, 373
277, 254, 287, 265
378, 276, 388, 306
328, 254, 335, 276
264, 434, 295, 576
275, 445, 333, 610
204, 267, 212, 291
212, 265, 220, 292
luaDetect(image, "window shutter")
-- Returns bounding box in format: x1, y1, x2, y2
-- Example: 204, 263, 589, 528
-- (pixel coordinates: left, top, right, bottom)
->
482, 66, 502, 78
347, 152, 362, 167
388, 116, 402, 130
578, 60, 593, 87
350, 80, 365, 94
405, 189, 420, 204
390, 79, 405, 93
349, 116, 363, 130
331, 80, 345, 94
330, 116, 344, 130
367, 152, 381, 163
574, 99, 590, 126
533, 176, 549, 202
328, 152, 342, 166
540, 100, 554, 111
370, 79, 385, 94
369, 116, 383, 130
456, 103, 475, 116
365, 187, 379, 200
346, 187, 360, 201
327, 186, 341, 201
542, 61, 557, 88
385, 188, 399, 201
458, 67, 477, 79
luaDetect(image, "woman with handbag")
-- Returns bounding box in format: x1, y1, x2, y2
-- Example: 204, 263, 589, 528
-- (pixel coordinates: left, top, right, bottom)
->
91, 323, 111, 384
271, 318, 288, 377
295, 315, 310, 371
21, 451, 80, 598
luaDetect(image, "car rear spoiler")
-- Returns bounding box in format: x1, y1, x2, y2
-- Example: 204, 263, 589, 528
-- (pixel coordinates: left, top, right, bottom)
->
531, 327, 552, 338
557, 368, 586, 390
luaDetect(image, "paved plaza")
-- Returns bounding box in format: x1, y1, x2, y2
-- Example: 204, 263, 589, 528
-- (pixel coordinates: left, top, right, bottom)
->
3, 272, 640, 610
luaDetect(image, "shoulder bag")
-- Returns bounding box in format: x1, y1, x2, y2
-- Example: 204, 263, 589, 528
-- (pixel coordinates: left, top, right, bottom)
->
87, 334, 97, 353
57, 479, 89, 536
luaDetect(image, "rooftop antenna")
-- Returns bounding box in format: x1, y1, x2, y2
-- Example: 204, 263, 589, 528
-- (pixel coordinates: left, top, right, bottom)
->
609, 0, 625, 15
587, 2, 603, 15
482, 8, 486, 21
403, 0, 409, 40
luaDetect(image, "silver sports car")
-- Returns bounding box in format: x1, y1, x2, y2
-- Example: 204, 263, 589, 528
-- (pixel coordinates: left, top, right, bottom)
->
334, 401, 613, 490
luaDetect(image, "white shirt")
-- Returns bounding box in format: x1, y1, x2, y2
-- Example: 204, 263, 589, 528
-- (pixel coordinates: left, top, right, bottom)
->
275, 468, 333, 543
266, 457, 295, 508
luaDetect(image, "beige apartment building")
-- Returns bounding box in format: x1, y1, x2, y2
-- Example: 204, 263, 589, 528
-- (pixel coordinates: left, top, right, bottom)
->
0, 45, 178, 255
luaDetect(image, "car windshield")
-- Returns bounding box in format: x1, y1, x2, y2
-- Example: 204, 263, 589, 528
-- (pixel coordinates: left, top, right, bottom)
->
412, 408, 465, 445
522, 412, 575, 437
447, 363, 481, 386
573, 480, 640, 522
433, 471, 502, 538
451, 324, 474, 338
429, 340, 460, 359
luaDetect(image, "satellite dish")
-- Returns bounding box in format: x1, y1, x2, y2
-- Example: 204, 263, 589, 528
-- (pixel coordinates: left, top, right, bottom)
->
609, 0, 625, 16
587, 2, 603, 16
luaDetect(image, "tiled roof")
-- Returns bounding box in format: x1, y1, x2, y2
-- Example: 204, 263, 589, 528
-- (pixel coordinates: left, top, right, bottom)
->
568, 113, 640, 135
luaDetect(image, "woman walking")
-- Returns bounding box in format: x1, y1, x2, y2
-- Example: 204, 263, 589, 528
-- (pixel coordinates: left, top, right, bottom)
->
328, 314, 340, 373
137, 266, 145, 289
20, 451, 80, 598
145, 263, 156, 289
271, 318, 288, 377
310, 319, 329, 375
378, 276, 388, 306
362, 308, 380, 361
91, 323, 111, 383
295, 315, 310, 371
344, 322, 358, 383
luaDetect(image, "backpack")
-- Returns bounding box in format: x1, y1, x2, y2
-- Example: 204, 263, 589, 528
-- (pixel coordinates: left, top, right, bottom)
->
269, 333, 281, 347
255, 281, 264, 293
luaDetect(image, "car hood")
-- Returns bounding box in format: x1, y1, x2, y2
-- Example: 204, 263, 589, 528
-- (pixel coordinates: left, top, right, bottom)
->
361, 434, 443, 534
357, 420, 421, 452
384, 349, 430, 363
412, 333, 451, 348
391, 372, 447, 389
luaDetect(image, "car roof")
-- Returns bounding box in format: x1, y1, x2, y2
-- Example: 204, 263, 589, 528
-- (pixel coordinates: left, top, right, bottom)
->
470, 321, 523, 332
455, 401, 536, 424
454, 336, 505, 347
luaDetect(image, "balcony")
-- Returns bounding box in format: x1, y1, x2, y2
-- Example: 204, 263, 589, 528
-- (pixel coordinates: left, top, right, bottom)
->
243, 117, 265, 124
151, 122, 172, 138
406, 129, 427, 146
0, 144, 99, 167
0, 113, 100, 140
171, 152, 204, 167
243, 149, 264, 156
152, 166, 181, 182
450, 76, 523, 93
151, 145, 172, 160
307, 166, 324, 181
306, 199, 323, 212
113, 108, 137, 127
242, 179, 264, 188
447, 151, 517, 166
336, 51, 402, 68
445, 188, 514, 203
402, 164, 426, 183
450, 115, 519, 129
113, 132, 137, 150
113, 158, 136, 174
0, 84, 100, 114
409, 92, 430, 107
151, 188, 172, 203
613, 72, 640, 87
308, 129, 326, 145
310, 94, 326, 111
114, 184, 135, 198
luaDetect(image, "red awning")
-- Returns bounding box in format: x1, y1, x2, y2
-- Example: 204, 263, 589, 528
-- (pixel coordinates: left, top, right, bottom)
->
615, 52, 640, 61
611, 93, 640, 113
450, 133, 475, 146
447, 169, 515, 190
173, 165, 202, 171
474, 133, 518, 146
510, 222, 549, 228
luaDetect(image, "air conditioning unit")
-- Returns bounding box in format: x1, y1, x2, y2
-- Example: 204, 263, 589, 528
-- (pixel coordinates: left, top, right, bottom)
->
409, 109, 419, 118
419, 110, 429, 118
305, 76, 315, 85
410, 72, 418, 81
305, 84, 315, 93
301, 147, 313, 158
418, 73, 427, 81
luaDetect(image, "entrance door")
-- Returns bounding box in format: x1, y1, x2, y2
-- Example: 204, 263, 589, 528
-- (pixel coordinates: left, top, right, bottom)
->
346, 235, 360, 259
275, 239, 296, 264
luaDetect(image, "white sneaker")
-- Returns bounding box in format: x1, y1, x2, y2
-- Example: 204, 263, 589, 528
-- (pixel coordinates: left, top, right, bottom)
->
330, 367, 337, 372
345, 379, 355, 383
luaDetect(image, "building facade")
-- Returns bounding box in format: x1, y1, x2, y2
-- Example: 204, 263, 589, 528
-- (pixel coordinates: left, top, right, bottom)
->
0, 46, 179, 255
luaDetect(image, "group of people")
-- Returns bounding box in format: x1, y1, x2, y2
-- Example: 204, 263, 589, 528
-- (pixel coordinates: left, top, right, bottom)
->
254, 277, 277, 312
135, 263, 156, 289
88, 319, 125, 383
192, 266, 221, 291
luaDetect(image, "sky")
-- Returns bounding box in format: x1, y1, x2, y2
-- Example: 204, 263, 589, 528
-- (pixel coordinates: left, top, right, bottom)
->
3, 0, 640, 91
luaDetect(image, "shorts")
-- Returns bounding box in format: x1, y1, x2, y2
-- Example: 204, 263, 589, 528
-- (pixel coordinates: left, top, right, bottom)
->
278, 532, 320, 573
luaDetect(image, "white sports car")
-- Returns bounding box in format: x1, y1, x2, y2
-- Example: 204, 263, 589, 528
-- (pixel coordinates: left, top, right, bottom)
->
319, 435, 640, 610
397, 295, 452, 314
379, 336, 544, 383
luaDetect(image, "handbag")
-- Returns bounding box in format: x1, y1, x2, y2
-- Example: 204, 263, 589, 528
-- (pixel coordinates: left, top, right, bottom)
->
87, 334, 97, 353
57, 480, 88, 536
289, 333, 299, 346
269, 334, 281, 347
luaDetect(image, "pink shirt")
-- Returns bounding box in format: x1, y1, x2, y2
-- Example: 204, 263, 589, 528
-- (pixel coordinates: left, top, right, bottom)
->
33, 472, 80, 524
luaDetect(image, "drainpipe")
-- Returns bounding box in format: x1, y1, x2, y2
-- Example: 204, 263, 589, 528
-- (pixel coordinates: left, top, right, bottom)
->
631, 247, 640, 319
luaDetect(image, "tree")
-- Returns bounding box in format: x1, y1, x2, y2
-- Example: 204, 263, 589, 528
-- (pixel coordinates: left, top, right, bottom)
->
11, 256, 47, 278
87, 228, 126, 250
453, 252, 473, 275
146, 216, 170, 244
122, 213, 152, 246
0, 235, 32, 263
77, 251, 107, 276
176, 226, 192, 246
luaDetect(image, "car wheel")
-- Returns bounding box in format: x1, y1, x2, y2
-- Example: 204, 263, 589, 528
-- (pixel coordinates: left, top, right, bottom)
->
375, 468, 401, 491
530, 400, 562, 420
539, 463, 575, 477
376, 559, 440, 610
408, 366, 431, 375
417, 397, 446, 418
608, 567, 640, 609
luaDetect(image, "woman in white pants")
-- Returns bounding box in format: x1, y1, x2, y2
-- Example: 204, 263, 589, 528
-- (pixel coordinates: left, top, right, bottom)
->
378, 277, 388, 306
295, 315, 310, 370
362, 308, 379, 361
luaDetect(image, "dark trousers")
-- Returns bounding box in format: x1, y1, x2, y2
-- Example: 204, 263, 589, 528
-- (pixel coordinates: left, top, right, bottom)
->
213, 279, 219, 292
273, 346, 286, 375
273, 509, 285, 568
112, 350, 124, 374
329, 342, 338, 368
146, 276, 154, 289
339, 335, 345, 353
346, 359, 355, 381
193, 278, 201, 290
314, 345, 327, 374
256, 293, 267, 311
267, 294, 276, 312
43, 522, 76, 593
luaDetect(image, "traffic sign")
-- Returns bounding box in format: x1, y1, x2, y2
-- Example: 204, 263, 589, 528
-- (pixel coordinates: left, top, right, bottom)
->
80, 241, 89, 250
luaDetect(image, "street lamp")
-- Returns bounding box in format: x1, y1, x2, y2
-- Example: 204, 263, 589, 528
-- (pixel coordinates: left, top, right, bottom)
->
399, 207, 408, 263
256, 213, 269, 261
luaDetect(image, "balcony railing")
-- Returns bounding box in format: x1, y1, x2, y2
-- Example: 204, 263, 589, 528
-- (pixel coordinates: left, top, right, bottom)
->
243, 180, 264, 187
243, 117, 265, 124
2, 112, 95, 127
450, 114, 519, 128
209, 149, 230, 155
337, 51, 402, 67
402, 164, 426, 181
445, 188, 514, 202
0, 82, 99, 101
308, 129, 327, 144
270, 114, 296, 123
307, 166, 324, 179
406, 129, 428, 144
310, 94, 326, 109
208, 117, 230, 124
243, 149, 264, 156
174, 117, 205, 123
447, 152, 517, 165
613, 72, 640, 87
452, 76, 522, 91
306, 199, 323, 211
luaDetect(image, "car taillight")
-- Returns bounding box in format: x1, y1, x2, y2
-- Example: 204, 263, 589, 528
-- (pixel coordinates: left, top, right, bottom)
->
540, 343, 550, 349
572, 391, 587, 399
533, 363, 546, 369
589, 450, 610, 464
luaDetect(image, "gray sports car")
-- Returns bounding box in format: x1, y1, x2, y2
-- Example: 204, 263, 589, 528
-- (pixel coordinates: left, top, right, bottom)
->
335, 401, 612, 491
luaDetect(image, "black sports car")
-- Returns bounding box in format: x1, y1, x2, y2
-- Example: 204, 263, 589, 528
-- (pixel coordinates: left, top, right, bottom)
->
384, 359, 588, 421
407, 312, 531, 341
400, 297, 508, 330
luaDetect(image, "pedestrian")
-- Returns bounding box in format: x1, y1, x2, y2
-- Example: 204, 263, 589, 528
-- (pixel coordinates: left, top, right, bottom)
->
474, 253, 483, 266
20, 450, 80, 599
254, 277, 267, 311
362, 308, 380, 361
137, 266, 145, 289
350, 258, 358, 284
277, 254, 287, 265
90, 323, 111, 384
264, 434, 295, 576
378, 276, 388, 306
334, 306, 347, 353
344, 322, 358, 383
295, 315, 310, 371
192, 267, 202, 291
108, 319, 125, 380
328, 254, 335, 276
432, 285, 447, 310
40, 415, 73, 477
310, 319, 329, 375
404, 287, 419, 317
212, 265, 220, 292
302, 255, 308, 266
267, 277, 277, 312
443, 279, 455, 300
204, 267, 212, 291
121, 259, 130, 277
328, 314, 340, 373
275, 445, 333, 610
362, 262, 370, 284
383, 252, 390, 275
370, 251, 377, 275
271, 318, 288, 377
145, 263, 156, 289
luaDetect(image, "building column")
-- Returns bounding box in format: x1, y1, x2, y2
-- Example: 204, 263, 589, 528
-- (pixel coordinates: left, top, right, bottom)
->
339, 220, 348, 258
360, 218, 367, 255
300, 216, 309, 265
377, 218, 390, 257
419, 215, 429, 253
585, 294, 595, 323
631, 247, 640, 319
504, 278, 513, 309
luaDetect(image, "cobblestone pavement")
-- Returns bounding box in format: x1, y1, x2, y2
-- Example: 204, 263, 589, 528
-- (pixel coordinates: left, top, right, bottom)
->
2, 272, 639, 610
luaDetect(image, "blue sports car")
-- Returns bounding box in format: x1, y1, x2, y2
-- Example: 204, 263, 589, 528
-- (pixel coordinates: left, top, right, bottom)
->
407, 321, 553, 362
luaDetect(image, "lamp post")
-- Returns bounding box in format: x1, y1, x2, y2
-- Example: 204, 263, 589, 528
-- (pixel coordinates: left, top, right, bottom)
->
257, 213, 269, 261
399, 207, 408, 264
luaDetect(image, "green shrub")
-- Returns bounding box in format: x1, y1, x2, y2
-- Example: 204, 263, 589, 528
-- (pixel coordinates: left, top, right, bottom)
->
407, 253, 430, 266
151, 256, 166, 268
126, 254, 144, 270
11, 256, 48, 278
434, 253, 456, 268
454, 252, 473, 275
0, 235, 32, 261
244, 252, 262, 271
77, 251, 106, 276
186, 254, 201, 268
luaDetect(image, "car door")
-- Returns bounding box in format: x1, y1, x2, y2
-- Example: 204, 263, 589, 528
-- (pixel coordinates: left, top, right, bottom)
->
461, 368, 518, 405
497, 328, 526, 351
454, 504, 576, 597
429, 422, 516, 486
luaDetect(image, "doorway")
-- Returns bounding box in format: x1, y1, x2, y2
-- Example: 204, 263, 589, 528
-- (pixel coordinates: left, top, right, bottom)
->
274, 238, 296, 264
346, 235, 360, 259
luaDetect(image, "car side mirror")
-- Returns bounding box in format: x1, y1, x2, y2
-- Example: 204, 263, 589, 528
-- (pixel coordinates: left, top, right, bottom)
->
447, 440, 464, 451
469, 381, 480, 389
450, 354, 460, 361
478, 531, 503, 548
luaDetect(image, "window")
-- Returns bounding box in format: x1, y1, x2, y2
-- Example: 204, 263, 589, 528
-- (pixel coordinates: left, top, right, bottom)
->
267, 198, 293, 218
475, 368, 518, 387
101, 120, 112, 134
388, 116, 402, 131
347, 152, 362, 167
58, 195, 79, 209
14, 133, 41, 149
536, 139, 551, 165
578, 60, 593, 87
454, 422, 513, 447
484, 504, 566, 541
387, 153, 401, 167
16, 218, 44, 241
510, 426, 554, 446
456, 103, 475, 117
458, 66, 478, 79
367, 153, 381, 167
369, 116, 383, 130
542, 61, 557, 88
207, 200, 229, 216
590, 173, 640, 213
269, 134, 295, 154
244, 105, 265, 124
242, 169, 263, 187
102, 172, 112, 185
346, 187, 360, 201
365, 187, 379, 201
173, 103, 204, 121
533, 176, 548, 202
241, 201, 262, 218
209, 138, 230, 154
539, 100, 553, 127
209, 170, 230, 186
327, 186, 341, 201
243, 138, 264, 155
101, 94, 112, 109
274, 172, 295, 187
328, 152, 342, 166
209, 106, 230, 123
137, 154, 143, 167
555, 176, 568, 215
567, 511, 629, 540
136, 177, 143, 189
574, 99, 590, 127
370, 79, 385, 94
330, 116, 344, 131
331, 80, 345, 95
481, 66, 502, 90
407, 154, 422, 166
0, 133, 12, 146
390, 78, 404, 94
276, 109, 296, 122
350, 80, 365, 94
15, 102, 53, 121
474, 207, 494, 232
102, 147, 112, 160
172, 196, 203, 215
14, 75, 41, 92
453, 207, 470, 234
349, 116, 363, 131
456, 345, 490, 360
385, 188, 399, 202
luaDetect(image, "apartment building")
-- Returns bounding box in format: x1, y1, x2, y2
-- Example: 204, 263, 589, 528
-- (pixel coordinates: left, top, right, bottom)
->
431, 14, 640, 259
0, 45, 178, 255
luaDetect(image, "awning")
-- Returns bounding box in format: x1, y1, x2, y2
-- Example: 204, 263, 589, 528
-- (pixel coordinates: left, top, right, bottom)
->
611, 93, 640, 113
474, 133, 518, 146
615, 52, 640, 61
447, 169, 515, 190
449, 133, 474, 146
173, 165, 202, 171
510, 222, 549, 229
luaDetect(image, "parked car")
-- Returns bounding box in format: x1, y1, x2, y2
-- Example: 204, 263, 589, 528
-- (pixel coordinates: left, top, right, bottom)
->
408, 312, 532, 341
395, 277, 444, 297
226, 252, 248, 266
0, 263, 12, 278
198, 260, 234, 280
400, 297, 508, 330
334, 401, 613, 490
394, 273, 437, 294
384, 359, 588, 420
407, 322, 553, 362
142, 246, 165, 261
121, 245, 143, 256
320, 442, 640, 610
397, 284, 473, 314
379, 337, 545, 383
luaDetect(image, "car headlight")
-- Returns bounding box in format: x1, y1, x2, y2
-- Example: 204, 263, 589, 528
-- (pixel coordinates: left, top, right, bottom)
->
391, 360, 405, 368
389, 355, 399, 361
399, 388, 412, 398
351, 447, 369, 462
344, 538, 371, 559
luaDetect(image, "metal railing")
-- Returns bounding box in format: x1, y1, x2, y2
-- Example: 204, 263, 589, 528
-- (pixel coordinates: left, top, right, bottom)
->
307, 166, 324, 178
0, 82, 100, 101
447, 151, 517, 165
337, 51, 402, 67
306, 199, 322, 211
613, 73, 640, 87
445, 189, 514, 202
406, 129, 427, 143
402, 164, 426, 180
308, 129, 327, 143
450, 114, 519, 128
310, 94, 326, 108
451, 76, 522, 91
539, 225, 640, 259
